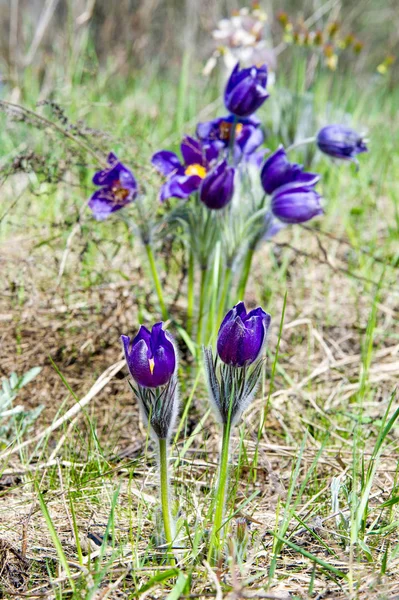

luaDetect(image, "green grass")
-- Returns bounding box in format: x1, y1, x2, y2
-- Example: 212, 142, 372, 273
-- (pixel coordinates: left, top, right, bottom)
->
0, 41, 399, 599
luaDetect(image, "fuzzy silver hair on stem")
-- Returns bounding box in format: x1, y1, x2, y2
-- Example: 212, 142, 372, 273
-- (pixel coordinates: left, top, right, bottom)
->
203, 346, 264, 426
128, 372, 179, 440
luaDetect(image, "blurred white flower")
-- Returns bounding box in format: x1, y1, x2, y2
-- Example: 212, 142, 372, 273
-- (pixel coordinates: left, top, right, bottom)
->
203, 5, 276, 82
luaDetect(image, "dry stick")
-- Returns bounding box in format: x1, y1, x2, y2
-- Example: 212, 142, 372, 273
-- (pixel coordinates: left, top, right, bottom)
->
0, 182, 31, 224
56, 197, 90, 286
273, 241, 388, 287
9, 0, 19, 86
0, 100, 107, 167
23, 0, 61, 67
301, 224, 398, 269
0, 359, 124, 462
203, 561, 223, 600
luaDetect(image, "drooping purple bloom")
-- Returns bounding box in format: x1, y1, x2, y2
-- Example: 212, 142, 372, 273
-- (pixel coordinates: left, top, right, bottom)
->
316, 125, 368, 163
217, 302, 271, 367
196, 114, 265, 164
261, 146, 320, 195
152, 137, 219, 202
89, 153, 138, 220
200, 160, 235, 210
121, 322, 176, 388
271, 183, 323, 224
224, 63, 269, 118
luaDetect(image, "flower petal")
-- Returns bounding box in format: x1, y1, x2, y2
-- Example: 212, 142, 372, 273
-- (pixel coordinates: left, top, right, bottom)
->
159, 174, 201, 202
152, 151, 184, 176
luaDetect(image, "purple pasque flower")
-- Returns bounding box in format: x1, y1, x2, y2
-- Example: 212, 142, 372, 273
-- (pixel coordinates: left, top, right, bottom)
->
200, 160, 235, 210
217, 302, 271, 367
121, 322, 176, 388
152, 136, 219, 202
224, 63, 269, 118
89, 152, 138, 220
316, 124, 368, 163
271, 183, 323, 224
196, 114, 265, 164
261, 146, 320, 195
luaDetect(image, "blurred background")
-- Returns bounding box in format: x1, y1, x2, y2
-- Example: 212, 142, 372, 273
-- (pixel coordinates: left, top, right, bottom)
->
0, 0, 398, 102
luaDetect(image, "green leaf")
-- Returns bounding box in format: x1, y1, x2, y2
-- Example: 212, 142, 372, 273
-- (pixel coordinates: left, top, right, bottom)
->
269, 531, 347, 580
135, 569, 179, 596
166, 571, 188, 600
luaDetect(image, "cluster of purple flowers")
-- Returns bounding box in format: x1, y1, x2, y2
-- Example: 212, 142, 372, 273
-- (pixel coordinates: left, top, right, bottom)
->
122, 300, 270, 394
88, 61, 368, 231
151, 64, 269, 210
121, 300, 271, 443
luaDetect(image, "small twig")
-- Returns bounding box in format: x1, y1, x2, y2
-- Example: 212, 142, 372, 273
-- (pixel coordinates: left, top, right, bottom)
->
301, 224, 398, 269
273, 241, 387, 287
0, 100, 107, 166
204, 561, 223, 600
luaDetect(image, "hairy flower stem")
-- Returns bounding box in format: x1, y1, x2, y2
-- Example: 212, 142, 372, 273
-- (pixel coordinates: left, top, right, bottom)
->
187, 250, 195, 336
207, 419, 232, 565
144, 243, 168, 321
196, 266, 208, 346
216, 266, 233, 328
286, 136, 316, 152
158, 437, 175, 564
236, 245, 256, 300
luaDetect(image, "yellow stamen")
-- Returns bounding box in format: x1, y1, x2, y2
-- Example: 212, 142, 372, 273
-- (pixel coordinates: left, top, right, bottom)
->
112, 187, 130, 201
148, 358, 155, 375
219, 121, 243, 141
185, 163, 207, 178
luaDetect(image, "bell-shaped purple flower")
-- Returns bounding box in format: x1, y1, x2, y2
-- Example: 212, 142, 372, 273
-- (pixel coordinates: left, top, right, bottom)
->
121, 322, 176, 388
152, 137, 219, 202
89, 152, 138, 220
261, 146, 320, 195
316, 125, 368, 163
217, 302, 271, 367
271, 183, 323, 224
224, 63, 269, 118
200, 160, 235, 210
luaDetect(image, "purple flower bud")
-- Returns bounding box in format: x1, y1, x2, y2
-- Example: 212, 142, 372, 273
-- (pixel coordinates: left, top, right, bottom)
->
89, 153, 137, 220
224, 63, 269, 118
217, 302, 271, 367
316, 125, 368, 163
271, 183, 323, 224
121, 323, 176, 388
200, 160, 235, 210
261, 146, 320, 195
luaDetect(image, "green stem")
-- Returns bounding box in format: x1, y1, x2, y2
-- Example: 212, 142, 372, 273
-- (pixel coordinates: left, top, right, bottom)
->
144, 243, 168, 321
207, 421, 232, 565
286, 136, 316, 152
158, 437, 175, 564
187, 249, 195, 336
196, 266, 208, 346
236, 245, 256, 300
216, 266, 233, 328
205, 243, 222, 344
